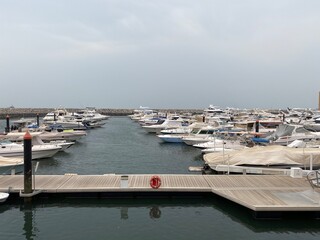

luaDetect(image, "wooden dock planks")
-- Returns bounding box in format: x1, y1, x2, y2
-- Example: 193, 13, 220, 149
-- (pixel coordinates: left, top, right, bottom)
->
0, 174, 320, 212
204, 175, 320, 211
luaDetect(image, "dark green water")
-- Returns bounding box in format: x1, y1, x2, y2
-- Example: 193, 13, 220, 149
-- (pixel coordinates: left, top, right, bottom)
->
34, 117, 204, 175
1, 117, 320, 240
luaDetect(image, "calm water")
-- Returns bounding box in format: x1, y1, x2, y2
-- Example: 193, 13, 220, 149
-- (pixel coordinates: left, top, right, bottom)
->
1, 117, 320, 240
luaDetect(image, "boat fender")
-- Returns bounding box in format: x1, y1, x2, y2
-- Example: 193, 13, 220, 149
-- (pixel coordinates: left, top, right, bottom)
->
150, 175, 161, 189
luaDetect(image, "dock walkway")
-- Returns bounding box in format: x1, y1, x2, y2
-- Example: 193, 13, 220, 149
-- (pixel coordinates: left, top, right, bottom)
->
1, 174, 320, 213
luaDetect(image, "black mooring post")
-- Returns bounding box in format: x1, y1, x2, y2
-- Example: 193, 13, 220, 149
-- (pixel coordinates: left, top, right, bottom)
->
36, 114, 40, 127
24, 131, 33, 200
255, 120, 260, 138
5, 115, 10, 133
255, 120, 260, 133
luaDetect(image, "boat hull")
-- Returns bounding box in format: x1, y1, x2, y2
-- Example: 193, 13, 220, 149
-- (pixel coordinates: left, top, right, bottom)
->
182, 138, 210, 146
0, 146, 61, 160
157, 135, 184, 143
0, 192, 9, 203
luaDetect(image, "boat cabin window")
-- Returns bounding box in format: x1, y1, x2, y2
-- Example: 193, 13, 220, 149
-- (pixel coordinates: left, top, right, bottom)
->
191, 128, 200, 134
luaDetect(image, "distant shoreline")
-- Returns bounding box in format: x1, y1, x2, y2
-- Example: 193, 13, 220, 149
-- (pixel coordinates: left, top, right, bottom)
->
0, 108, 203, 119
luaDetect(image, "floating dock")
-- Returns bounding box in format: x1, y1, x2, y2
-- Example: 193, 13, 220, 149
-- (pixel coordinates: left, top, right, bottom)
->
1, 174, 320, 217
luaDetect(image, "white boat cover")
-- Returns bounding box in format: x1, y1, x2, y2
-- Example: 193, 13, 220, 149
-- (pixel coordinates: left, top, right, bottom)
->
203, 145, 320, 167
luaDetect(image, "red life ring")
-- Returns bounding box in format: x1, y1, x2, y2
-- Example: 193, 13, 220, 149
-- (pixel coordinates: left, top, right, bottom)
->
150, 175, 161, 189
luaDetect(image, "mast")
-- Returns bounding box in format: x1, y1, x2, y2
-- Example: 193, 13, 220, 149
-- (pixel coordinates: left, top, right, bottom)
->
318, 91, 320, 111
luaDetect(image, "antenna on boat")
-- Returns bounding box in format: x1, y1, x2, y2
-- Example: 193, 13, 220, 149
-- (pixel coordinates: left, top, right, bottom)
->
318, 91, 320, 111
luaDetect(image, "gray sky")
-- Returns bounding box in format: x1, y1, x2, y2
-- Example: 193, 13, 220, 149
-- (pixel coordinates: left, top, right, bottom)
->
1, 0, 319, 109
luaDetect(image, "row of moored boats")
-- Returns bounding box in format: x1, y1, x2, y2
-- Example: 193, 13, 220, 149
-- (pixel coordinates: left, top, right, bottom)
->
0, 108, 109, 175
130, 105, 320, 179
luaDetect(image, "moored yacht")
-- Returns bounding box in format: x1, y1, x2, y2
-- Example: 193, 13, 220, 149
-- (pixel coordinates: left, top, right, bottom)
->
142, 118, 186, 134
0, 140, 61, 159
157, 122, 208, 143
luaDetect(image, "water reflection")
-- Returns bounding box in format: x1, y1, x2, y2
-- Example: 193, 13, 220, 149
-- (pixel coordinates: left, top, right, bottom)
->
120, 207, 128, 220
21, 203, 38, 240
149, 206, 161, 219
120, 206, 162, 220
5, 197, 318, 237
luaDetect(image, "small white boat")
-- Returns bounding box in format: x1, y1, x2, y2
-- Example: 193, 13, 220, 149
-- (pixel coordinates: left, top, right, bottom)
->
0, 192, 9, 203
0, 156, 24, 174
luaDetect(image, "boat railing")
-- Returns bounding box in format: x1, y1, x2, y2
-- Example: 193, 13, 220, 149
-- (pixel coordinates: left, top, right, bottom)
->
307, 170, 320, 189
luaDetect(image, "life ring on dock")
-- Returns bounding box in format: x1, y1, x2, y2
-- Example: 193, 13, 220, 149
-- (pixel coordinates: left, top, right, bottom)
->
150, 175, 161, 189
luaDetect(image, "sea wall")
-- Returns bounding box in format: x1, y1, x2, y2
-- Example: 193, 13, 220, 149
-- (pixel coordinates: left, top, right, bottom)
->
0, 108, 203, 119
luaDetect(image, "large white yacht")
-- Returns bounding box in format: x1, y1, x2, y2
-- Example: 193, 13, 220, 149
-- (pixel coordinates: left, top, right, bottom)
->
0, 140, 61, 159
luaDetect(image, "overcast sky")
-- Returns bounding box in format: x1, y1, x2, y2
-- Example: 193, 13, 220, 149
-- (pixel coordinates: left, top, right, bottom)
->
1, 0, 319, 109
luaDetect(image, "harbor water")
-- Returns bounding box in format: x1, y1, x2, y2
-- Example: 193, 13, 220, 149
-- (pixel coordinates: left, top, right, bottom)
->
1, 117, 320, 240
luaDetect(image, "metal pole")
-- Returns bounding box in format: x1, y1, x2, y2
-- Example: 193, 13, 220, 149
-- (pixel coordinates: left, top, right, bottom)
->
318, 91, 320, 111
33, 162, 39, 191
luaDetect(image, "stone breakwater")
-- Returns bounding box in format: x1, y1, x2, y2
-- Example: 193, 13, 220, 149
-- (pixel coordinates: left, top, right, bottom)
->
0, 108, 203, 119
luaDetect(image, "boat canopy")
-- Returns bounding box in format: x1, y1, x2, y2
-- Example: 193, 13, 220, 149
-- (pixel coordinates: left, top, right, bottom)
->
203, 145, 320, 167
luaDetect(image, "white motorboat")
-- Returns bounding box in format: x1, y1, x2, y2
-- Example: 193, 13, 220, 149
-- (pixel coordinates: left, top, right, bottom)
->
0, 192, 9, 203
142, 119, 185, 134
160, 127, 191, 134
181, 126, 220, 146
40, 129, 87, 142
129, 107, 156, 121
0, 156, 24, 175
0, 141, 61, 159
74, 108, 109, 121
2, 129, 87, 142
193, 138, 225, 148
11, 118, 38, 131
193, 139, 244, 149
139, 117, 165, 126
304, 122, 320, 132
157, 134, 186, 143
43, 108, 87, 129
31, 134, 75, 151
82, 120, 106, 129
270, 124, 320, 146
182, 136, 213, 146
157, 123, 210, 143
46, 140, 75, 151
5, 132, 75, 151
